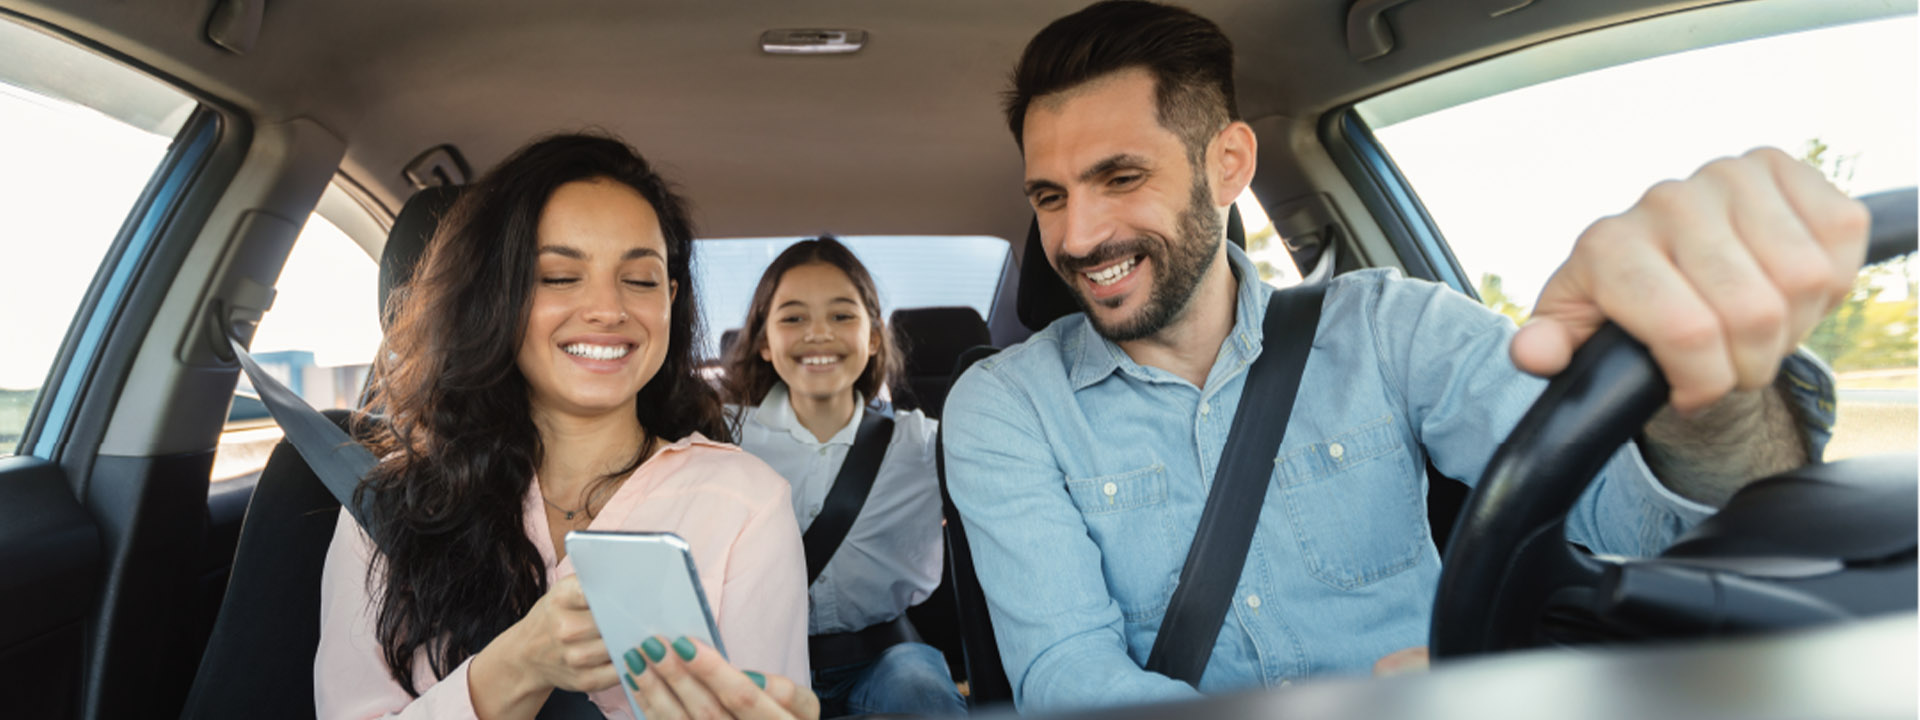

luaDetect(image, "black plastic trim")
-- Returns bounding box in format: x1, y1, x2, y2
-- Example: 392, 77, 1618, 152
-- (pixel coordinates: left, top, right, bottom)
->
1321, 108, 1474, 295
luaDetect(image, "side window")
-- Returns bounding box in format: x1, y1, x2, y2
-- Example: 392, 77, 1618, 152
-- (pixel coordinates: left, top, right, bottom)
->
1357, 8, 1915, 459
0, 18, 195, 457
210, 184, 384, 482
1236, 189, 1301, 289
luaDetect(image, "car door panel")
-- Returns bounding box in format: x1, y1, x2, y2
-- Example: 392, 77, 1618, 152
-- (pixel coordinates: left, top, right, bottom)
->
0, 456, 98, 718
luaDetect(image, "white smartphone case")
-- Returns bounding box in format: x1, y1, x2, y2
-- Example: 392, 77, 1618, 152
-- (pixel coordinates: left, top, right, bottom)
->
565, 530, 727, 712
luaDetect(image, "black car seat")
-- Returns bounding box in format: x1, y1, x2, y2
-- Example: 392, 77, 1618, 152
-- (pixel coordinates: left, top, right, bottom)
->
180, 185, 460, 719
880, 306, 989, 682
888, 306, 990, 420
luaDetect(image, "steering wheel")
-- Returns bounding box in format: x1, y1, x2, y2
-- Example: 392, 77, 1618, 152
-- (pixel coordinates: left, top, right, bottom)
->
1429, 188, 1920, 658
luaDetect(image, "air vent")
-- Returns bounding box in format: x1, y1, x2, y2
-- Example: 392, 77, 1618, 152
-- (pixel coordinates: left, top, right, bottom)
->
760, 29, 867, 55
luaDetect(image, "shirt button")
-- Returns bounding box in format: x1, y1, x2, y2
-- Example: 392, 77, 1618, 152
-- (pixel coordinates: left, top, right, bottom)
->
1246, 594, 1262, 609
809, 504, 822, 517
818, 447, 829, 456
1199, 402, 1211, 416
1328, 442, 1345, 460
1280, 679, 1293, 688
1103, 482, 1118, 497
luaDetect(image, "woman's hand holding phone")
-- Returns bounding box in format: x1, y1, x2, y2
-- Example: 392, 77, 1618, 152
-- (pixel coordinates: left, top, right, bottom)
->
470, 575, 621, 717
624, 636, 821, 720
511, 575, 623, 691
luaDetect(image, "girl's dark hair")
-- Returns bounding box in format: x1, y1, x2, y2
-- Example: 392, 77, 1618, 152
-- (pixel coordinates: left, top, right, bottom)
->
719, 236, 901, 410
354, 132, 729, 695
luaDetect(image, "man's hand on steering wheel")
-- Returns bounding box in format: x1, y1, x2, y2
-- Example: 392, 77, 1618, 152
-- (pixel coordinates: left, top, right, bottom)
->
1511, 147, 1869, 415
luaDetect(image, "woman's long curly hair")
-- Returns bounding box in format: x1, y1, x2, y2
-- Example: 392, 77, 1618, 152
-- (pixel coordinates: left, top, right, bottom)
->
354, 133, 730, 695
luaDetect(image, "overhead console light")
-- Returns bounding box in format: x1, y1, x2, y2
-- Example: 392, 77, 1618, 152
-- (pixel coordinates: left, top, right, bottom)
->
760, 29, 867, 55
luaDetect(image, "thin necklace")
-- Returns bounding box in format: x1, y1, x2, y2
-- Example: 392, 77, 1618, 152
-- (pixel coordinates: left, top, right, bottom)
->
542, 493, 589, 522
542, 434, 653, 522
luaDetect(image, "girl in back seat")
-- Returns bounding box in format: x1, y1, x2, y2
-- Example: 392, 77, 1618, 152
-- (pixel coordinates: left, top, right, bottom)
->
722, 238, 965, 718
315, 133, 818, 720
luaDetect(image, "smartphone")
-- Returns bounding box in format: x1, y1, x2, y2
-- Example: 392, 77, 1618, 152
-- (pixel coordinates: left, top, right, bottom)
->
565, 530, 728, 683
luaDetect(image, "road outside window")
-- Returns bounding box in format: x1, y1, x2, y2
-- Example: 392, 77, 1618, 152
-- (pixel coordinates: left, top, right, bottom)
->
1361, 14, 1916, 459
0, 18, 194, 456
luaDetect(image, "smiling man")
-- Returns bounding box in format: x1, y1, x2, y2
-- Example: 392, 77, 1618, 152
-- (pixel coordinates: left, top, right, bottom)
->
941, 0, 1857, 711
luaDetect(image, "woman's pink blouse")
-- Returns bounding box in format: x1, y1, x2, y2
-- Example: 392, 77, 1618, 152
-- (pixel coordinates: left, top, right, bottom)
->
314, 434, 810, 719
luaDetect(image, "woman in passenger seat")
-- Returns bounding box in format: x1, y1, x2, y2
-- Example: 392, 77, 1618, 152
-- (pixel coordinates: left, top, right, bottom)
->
314, 133, 818, 720
721, 238, 965, 718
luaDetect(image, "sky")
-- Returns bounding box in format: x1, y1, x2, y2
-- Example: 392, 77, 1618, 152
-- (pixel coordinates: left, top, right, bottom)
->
1371, 15, 1917, 307
1, 14, 1914, 391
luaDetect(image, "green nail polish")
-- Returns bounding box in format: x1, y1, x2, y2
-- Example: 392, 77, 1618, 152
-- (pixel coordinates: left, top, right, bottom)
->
624, 648, 646, 675
745, 671, 766, 689
642, 637, 667, 662
624, 673, 639, 691
673, 636, 697, 661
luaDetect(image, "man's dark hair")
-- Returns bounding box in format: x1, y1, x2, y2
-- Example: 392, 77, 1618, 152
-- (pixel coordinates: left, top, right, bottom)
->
1004, 0, 1239, 159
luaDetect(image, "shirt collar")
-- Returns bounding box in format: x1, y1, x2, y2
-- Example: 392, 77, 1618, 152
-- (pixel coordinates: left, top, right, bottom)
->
750, 382, 865, 446
1066, 243, 1269, 390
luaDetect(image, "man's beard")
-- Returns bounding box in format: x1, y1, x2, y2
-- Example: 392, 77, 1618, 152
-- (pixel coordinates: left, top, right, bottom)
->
1055, 177, 1223, 343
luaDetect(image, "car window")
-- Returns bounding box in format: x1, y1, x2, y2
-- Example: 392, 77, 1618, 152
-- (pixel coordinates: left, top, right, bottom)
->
1237, 188, 1301, 289
0, 17, 195, 457
695, 235, 1012, 357
210, 188, 383, 482
1356, 9, 1915, 460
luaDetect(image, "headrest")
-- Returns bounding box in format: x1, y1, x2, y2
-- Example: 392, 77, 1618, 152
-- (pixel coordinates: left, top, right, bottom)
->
890, 306, 991, 377
1016, 204, 1244, 332
378, 185, 464, 330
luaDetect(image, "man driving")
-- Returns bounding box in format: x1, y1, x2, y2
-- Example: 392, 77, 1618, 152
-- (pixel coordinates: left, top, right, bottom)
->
942, 0, 1856, 711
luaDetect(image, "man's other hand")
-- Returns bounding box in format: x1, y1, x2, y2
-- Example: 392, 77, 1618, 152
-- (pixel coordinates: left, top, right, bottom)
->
1511, 147, 1868, 413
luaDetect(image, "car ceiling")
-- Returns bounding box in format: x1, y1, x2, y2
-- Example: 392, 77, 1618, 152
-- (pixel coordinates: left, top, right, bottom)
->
4, 0, 1726, 248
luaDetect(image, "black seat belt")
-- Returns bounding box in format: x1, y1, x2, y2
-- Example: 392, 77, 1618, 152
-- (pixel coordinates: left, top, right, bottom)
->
227, 335, 379, 534
225, 334, 605, 719
802, 409, 895, 585
1143, 283, 1327, 686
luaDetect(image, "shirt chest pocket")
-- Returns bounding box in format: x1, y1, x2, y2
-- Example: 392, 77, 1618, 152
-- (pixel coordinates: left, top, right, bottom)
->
1065, 463, 1178, 620
1276, 416, 1428, 591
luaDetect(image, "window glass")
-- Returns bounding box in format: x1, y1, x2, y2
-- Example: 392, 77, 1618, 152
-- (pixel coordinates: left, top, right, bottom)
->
1359, 11, 1915, 459
1236, 188, 1301, 289
0, 18, 195, 456
210, 195, 383, 482
695, 235, 1011, 357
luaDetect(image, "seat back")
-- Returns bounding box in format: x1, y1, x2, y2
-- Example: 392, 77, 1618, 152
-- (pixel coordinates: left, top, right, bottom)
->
889, 306, 990, 419
181, 186, 459, 719
937, 345, 1013, 707
180, 412, 350, 720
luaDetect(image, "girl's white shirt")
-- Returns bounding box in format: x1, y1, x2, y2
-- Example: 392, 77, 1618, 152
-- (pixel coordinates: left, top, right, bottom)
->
732, 383, 944, 636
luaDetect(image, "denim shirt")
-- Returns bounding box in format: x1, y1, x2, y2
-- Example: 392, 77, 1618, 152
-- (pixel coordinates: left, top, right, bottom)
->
941, 244, 1831, 712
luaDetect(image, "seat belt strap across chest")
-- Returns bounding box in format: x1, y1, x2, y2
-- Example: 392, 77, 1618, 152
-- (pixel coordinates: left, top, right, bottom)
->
227, 334, 381, 537
225, 333, 604, 719
1143, 283, 1328, 686
802, 409, 895, 585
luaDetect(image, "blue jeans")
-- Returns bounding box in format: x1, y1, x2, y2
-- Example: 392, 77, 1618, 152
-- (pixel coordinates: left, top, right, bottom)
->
812, 642, 965, 717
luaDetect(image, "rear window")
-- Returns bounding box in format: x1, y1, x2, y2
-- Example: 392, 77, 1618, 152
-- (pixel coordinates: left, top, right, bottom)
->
694, 235, 1011, 357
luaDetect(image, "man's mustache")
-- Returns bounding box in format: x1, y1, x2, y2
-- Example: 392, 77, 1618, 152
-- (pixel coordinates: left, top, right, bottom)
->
1055, 237, 1159, 277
